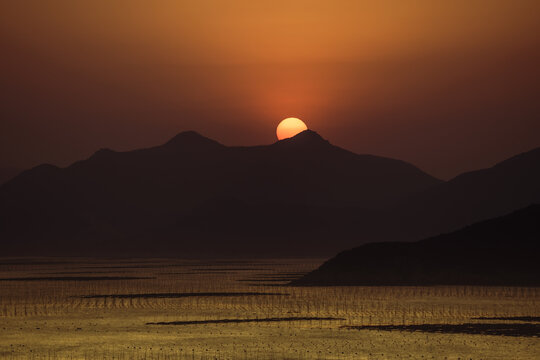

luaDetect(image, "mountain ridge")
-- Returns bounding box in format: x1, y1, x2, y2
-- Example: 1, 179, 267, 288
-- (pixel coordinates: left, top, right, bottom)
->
395, 145, 540, 239
0, 130, 440, 256
1, 130, 539, 257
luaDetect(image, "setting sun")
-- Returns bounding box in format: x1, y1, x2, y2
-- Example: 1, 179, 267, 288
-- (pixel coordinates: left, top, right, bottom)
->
276, 117, 308, 140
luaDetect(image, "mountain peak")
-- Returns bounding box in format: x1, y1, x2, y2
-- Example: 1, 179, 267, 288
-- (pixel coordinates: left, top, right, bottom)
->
163, 131, 223, 150
293, 129, 324, 140
276, 129, 330, 147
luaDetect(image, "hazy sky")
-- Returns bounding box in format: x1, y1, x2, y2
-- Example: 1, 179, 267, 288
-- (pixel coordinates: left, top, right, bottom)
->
1, 0, 539, 179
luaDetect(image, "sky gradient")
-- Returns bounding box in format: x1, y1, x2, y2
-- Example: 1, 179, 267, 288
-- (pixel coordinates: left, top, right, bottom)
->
1, 0, 539, 179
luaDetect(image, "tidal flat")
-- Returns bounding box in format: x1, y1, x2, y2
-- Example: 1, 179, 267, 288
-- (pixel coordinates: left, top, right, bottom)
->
0, 257, 539, 359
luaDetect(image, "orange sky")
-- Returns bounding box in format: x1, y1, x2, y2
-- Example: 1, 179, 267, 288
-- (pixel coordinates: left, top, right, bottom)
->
1, 0, 539, 179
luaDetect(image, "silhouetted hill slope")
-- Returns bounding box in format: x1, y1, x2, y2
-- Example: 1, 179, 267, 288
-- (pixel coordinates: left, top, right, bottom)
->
397, 147, 540, 239
291, 205, 540, 286
0, 167, 21, 185
0, 130, 439, 256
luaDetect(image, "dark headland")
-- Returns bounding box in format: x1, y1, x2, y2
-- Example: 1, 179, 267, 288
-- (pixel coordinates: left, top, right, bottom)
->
291, 204, 540, 286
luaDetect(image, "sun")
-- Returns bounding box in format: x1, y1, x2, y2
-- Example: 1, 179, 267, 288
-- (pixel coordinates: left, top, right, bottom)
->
276, 117, 308, 140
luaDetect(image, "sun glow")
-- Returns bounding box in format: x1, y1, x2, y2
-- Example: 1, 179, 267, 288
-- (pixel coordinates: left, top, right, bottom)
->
276, 118, 308, 140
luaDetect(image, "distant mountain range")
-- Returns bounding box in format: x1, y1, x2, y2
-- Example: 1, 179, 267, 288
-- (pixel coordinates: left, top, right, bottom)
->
0, 130, 539, 256
395, 147, 540, 239
291, 204, 540, 286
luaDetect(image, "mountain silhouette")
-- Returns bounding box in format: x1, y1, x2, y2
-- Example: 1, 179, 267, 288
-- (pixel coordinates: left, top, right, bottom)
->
0, 167, 21, 186
395, 147, 540, 240
0, 130, 440, 256
291, 204, 540, 286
